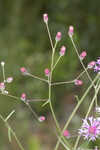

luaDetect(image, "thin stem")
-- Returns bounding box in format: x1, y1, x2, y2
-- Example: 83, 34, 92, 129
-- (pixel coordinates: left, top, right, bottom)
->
26, 103, 39, 120
46, 22, 54, 50
70, 36, 95, 88
0, 113, 25, 150
5, 110, 15, 122
2, 65, 6, 82
51, 69, 88, 86
27, 98, 48, 102
51, 80, 74, 86
27, 73, 48, 83
54, 74, 99, 150
74, 77, 100, 149
52, 55, 62, 71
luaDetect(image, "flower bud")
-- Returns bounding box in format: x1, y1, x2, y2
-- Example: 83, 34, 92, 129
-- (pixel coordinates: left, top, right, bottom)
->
74, 80, 83, 86
56, 32, 62, 41
0, 82, 5, 90
38, 116, 45, 122
80, 51, 87, 60
43, 13, 48, 23
59, 46, 66, 56
6, 77, 13, 83
21, 93, 26, 101
63, 130, 70, 138
44, 68, 50, 76
68, 26, 74, 37
88, 61, 96, 69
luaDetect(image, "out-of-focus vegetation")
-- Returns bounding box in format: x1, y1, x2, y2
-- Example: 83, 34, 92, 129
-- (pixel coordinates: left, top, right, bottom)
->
0, 0, 100, 149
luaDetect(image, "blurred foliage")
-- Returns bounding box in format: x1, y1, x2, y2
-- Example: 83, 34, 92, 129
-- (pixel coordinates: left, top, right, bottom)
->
0, 0, 100, 149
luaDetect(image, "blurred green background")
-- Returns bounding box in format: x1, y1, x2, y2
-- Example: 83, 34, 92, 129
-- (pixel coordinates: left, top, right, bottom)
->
0, 0, 100, 149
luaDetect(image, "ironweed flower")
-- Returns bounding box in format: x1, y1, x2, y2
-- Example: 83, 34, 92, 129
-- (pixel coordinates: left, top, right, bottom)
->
63, 130, 70, 138
88, 61, 96, 69
68, 26, 74, 37
56, 32, 62, 41
43, 13, 48, 23
80, 51, 87, 60
21, 93, 26, 101
79, 117, 100, 141
59, 46, 66, 56
0, 82, 5, 91
44, 68, 50, 76
74, 80, 83, 86
6, 77, 13, 83
38, 116, 45, 122
94, 57, 100, 73
20, 67, 28, 75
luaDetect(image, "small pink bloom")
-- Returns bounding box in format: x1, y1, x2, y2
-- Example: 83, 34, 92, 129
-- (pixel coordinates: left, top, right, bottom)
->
6, 77, 13, 83
38, 116, 45, 122
63, 130, 70, 138
0, 82, 5, 90
74, 80, 83, 86
56, 32, 62, 41
60, 46, 66, 56
20, 67, 27, 74
80, 51, 87, 60
43, 13, 48, 23
21, 93, 26, 101
88, 61, 96, 69
44, 68, 50, 76
68, 26, 74, 37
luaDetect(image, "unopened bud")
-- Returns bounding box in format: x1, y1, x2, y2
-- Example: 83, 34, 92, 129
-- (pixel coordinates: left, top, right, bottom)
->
80, 51, 87, 60
43, 13, 48, 23
68, 26, 74, 37
60, 46, 66, 56
56, 32, 62, 41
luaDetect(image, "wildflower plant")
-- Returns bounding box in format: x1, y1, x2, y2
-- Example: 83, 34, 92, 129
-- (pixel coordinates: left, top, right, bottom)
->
0, 13, 100, 150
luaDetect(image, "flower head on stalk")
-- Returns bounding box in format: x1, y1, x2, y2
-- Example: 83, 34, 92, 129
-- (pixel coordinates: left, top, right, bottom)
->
94, 57, 100, 73
59, 46, 66, 56
43, 13, 48, 24
68, 26, 74, 37
79, 117, 100, 141
80, 51, 87, 60
56, 32, 62, 42
74, 80, 83, 86
88, 61, 96, 69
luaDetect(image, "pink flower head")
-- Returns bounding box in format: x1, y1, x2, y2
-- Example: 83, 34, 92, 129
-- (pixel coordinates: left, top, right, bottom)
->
38, 116, 45, 122
20, 67, 27, 75
74, 80, 83, 86
21, 93, 26, 101
56, 32, 62, 41
68, 26, 74, 37
79, 117, 100, 141
44, 68, 50, 76
43, 13, 48, 23
6, 77, 13, 83
60, 46, 66, 56
88, 61, 96, 69
0, 82, 5, 90
63, 130, 70, 138
80, 51, 87, 60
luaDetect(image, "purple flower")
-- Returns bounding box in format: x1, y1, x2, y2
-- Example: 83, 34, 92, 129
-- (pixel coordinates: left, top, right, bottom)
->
79, 117, 100, 141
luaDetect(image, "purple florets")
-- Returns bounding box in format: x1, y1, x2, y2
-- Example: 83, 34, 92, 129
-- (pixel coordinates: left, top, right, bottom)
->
94, 57, 100, 72
79, 117, 100, 141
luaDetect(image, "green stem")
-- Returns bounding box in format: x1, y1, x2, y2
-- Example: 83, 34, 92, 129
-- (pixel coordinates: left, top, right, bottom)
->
74, 76, 100, 149
70, 37, 95, 89
0, 113, 25, 150
54, 74, 99, 150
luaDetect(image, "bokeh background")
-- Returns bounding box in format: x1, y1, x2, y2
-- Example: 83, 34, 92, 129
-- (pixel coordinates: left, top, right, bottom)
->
0, 0, 100, 149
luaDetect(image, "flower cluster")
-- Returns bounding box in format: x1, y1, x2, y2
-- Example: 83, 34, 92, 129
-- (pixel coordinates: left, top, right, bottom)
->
79, 117, 100, 141
94, 57, 100, 73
